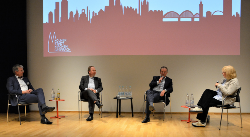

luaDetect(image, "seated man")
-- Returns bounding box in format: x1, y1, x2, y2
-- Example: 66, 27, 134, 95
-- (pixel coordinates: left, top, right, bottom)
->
142, 66, 173, 123
79, 66, 103, 121
6, 64, 55, 124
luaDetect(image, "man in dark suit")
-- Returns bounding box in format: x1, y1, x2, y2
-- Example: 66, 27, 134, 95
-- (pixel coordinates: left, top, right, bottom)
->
142, 66, 173, 123
79, 66, 103, 121
6, 64, 55, 124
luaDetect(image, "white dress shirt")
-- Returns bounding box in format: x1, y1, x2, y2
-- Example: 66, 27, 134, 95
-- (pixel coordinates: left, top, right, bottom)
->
153, 77, 166, 92
88, 77, 95, 89
15, 75, 28, 91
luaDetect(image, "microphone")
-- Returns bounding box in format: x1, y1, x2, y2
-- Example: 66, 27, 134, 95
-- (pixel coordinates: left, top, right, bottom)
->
216, 81, 219, 88
161, 76, 165, 80
159, 76, 164, 83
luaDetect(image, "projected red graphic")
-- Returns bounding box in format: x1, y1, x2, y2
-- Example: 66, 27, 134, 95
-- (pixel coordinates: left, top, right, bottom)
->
43, 0, 240, 56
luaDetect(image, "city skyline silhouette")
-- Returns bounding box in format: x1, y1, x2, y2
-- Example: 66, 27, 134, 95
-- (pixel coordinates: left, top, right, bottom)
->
43, 0, 240, 56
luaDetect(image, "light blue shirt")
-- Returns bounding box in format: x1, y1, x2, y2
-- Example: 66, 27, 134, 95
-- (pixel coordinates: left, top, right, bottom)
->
213, 79, 226, 101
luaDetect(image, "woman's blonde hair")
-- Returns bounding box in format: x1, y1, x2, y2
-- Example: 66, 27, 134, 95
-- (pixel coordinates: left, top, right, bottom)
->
222, 65, 237, 79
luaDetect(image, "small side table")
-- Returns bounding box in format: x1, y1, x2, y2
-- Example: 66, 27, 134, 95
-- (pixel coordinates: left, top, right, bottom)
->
113, 97, 134, 118
49, 99, 65, 119
181, 105, 202, 123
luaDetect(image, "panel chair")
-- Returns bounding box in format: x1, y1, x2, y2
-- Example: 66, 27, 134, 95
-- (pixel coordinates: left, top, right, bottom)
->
78, 91, 102, 119
143, 92, 172, 121
7, 94, 36, 125
217, 87, 242, 130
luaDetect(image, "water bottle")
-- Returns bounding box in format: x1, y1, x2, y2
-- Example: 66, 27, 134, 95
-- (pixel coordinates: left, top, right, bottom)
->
190, 94, 194, 107
57, 89, 60, 100
125, 86, 129, 97
121, 86, 125, 97
51, 88, 55, 100
185, 94, 189, 106
129, 86, 132, 97
117, 86, 122, 98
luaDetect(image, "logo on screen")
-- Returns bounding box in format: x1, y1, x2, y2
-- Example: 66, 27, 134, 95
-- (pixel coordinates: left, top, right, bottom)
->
48, 32, 71, 53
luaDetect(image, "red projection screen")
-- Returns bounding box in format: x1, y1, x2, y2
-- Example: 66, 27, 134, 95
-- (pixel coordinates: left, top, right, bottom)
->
43, 0, 241, 56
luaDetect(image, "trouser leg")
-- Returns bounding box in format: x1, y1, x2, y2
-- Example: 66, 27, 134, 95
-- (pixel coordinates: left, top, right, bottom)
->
197, 89, 217, 108
88, 99, 95, 114
19, 88, 46, 116
145, 90, 161, 118
146, 90, 154, 106
196, 89, 221, 122
81, 90, 98, 114
81, 90, 98, 102
145, 99, 151, 118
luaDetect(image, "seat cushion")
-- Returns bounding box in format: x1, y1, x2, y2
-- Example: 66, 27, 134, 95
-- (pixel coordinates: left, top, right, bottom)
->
80, 99, 88, 102
18, 102, 29, 105
216, 104, 236, 109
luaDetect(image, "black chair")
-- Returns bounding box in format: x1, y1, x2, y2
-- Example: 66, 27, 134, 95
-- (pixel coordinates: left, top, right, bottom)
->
78, 91, 102, 119
143, 92, 172, 121
217, 88, 242, 130
7, 94, 36, 125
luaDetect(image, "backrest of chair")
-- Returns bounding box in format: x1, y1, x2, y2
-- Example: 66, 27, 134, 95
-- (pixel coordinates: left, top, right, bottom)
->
7, 94, 18, 106
235, 87, 241, 102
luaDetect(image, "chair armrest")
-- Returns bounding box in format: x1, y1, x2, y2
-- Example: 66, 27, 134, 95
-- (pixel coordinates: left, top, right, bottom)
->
165, 92, 167, 102
100, 92, 102, 102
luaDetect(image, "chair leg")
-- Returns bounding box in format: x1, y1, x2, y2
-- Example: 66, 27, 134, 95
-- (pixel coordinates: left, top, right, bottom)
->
81, 102, 82, 119
170, 98, 172, 118
25, 105, 27, 122
18, 105, 21, 125
78, 100, 80, 119
153, 103, 155, 116
142, 100, 145, 118
7, 101, 9, 122
219, 107, 224, 130
99, 97, 101, 116
240, 103, 242, 128
227, 109, 229, 125
163, 103, 166, 121
100, 94, 102, 118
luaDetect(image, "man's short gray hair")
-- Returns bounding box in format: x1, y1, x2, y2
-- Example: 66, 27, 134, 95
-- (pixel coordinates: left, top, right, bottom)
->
12, 64, 23, 74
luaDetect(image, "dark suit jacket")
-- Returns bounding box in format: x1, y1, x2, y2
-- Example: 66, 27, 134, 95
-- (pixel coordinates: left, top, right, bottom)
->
149, 76, 173, 105
79, 75, 103, 99
6, 76, 35, 106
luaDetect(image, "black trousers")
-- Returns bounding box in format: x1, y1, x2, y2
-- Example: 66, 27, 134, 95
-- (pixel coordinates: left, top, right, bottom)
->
196, 89, 222, 122
81, 90, 98, 114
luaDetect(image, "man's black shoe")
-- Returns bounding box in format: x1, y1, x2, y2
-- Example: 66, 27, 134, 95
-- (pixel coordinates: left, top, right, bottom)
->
41, 117, 53, 124
42, 106, 55, 114
142, 117, 150, 123
95, 101, 103, 109
149, 105, 155, 112
86, 115, 93, 121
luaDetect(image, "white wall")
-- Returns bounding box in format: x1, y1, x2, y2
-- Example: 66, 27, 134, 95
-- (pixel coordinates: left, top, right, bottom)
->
26, 0, 250, 113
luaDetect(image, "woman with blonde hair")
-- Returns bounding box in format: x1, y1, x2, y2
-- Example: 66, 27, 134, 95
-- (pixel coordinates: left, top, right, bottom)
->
192, 65, 240, 127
